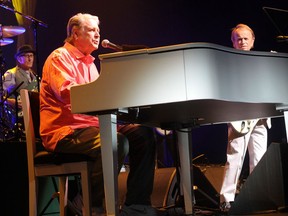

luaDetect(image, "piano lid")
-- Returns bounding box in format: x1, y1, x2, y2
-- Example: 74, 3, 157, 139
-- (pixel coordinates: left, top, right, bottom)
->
98, 42, 288, 60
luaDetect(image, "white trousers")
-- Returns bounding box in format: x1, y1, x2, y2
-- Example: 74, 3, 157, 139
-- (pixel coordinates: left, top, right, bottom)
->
219, 121, 268, 203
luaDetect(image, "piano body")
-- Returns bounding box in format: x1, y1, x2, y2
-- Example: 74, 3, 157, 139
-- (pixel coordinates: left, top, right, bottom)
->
71, 42, 288, 215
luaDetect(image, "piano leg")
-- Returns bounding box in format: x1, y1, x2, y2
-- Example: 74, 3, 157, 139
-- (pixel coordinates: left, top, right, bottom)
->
284, 111, 288, 142
99, 114, 119, 216
98, 114, 195, 216
177, 130, 194, 215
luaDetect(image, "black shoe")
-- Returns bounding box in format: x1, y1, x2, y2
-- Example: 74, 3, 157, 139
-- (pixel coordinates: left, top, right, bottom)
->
120, 204, 158, 216
219, 201, 231, 213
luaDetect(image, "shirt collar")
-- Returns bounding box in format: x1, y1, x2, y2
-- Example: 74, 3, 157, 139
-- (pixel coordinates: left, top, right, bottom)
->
64, 42, 95, 64
16, 65, 32, 74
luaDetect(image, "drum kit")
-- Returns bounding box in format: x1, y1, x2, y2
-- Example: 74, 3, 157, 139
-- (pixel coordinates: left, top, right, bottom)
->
0, 24, 26, 141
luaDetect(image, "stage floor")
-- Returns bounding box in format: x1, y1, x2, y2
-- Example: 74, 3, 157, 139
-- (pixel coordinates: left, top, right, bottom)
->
165, 208, 288, 216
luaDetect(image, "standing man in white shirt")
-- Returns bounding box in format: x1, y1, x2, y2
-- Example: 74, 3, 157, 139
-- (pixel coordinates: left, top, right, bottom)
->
219, 23, 271, 212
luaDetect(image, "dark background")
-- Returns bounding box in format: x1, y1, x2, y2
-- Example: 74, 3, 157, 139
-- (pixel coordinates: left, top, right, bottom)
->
1, 1, 288, 215
1, 0, 288, 72
1, 0, 288, 164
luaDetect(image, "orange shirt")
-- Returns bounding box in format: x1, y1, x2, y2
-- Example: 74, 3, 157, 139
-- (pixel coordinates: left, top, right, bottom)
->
40, 42, 99, 151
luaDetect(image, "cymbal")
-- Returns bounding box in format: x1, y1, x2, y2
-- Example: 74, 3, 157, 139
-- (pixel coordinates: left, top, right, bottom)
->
0, 26, 26, 38
0, 38, 14, 46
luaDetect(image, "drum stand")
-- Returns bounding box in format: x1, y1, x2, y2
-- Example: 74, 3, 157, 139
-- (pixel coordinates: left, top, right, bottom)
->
0, 47, 24, 141
2, 82, 24, 141
0, 47, 8, 141
11, 87, 22, 140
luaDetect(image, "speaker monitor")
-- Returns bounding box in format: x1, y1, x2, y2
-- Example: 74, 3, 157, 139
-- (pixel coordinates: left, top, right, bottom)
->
118, 167, 177, 208
118, 166, 221, 209
193, 165, 220, 208
196, 164, 225, 194
229, 142, 288, 215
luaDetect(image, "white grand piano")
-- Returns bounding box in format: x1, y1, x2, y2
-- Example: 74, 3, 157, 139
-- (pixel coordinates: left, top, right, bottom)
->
71, 42, 288, 216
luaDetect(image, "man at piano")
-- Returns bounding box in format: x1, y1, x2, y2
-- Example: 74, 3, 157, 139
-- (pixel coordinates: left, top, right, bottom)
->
39, 13, 158, 216
219, 23, 271, 212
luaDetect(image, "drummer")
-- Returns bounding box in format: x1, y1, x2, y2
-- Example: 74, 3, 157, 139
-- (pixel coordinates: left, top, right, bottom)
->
2, 44, 39, 131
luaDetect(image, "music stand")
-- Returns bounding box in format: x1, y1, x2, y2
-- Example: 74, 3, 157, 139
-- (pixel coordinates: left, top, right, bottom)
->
263, 7, 288, 42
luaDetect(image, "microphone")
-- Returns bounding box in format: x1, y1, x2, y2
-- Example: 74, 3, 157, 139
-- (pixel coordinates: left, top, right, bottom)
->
102, 39, 149, 52
101, 39, 123, 51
